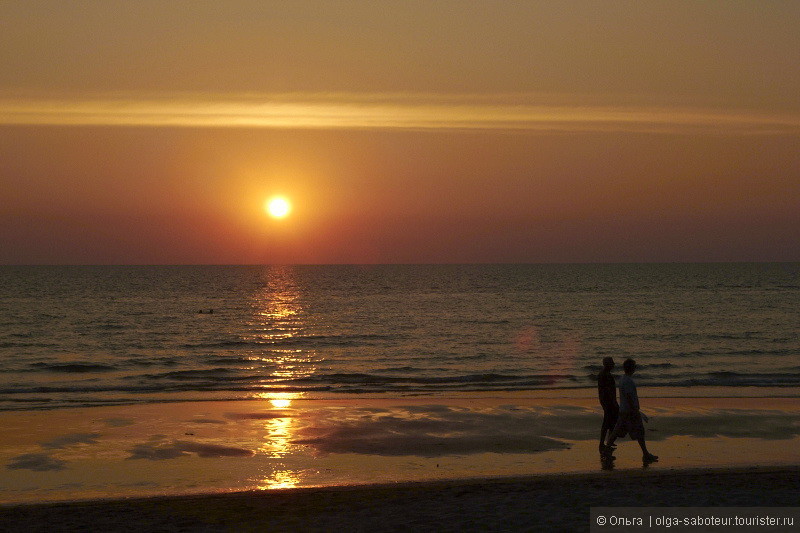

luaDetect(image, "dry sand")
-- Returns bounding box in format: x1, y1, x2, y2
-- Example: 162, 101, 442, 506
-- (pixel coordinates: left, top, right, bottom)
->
0, 466, 797, 532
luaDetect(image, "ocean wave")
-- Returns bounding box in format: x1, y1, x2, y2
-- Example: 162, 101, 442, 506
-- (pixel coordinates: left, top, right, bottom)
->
0, 341, 60, 349
139, 368, 267, 381
376, 366, 422, 373
203, 356, 276, 366
641, 372, 800, 387
181, 333, 395, 349
94, 323, 129, 330
275, 372, 577, 386
582, 362, 674, 370
681, 348, 797, 357
28, 362, 118, 373
1, 370, 798, 408
128, 357, 180, 367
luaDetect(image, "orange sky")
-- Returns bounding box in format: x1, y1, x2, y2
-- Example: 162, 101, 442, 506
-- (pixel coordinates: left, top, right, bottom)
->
1, 2, 799, 264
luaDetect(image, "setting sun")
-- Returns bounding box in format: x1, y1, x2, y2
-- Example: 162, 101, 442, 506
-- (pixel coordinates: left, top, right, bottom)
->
265, 196, 292, 219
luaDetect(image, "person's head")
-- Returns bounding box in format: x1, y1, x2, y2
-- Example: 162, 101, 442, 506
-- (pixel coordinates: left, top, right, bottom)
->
623, 358, 636, 375
602, 357, 615, 370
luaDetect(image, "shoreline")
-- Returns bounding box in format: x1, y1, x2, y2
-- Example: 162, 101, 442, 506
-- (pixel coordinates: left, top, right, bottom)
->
4, 385, 800, 413
2, 465, 798, 532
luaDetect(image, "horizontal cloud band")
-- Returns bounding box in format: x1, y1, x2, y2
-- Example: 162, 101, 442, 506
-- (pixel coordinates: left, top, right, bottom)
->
1, 94, 798, 134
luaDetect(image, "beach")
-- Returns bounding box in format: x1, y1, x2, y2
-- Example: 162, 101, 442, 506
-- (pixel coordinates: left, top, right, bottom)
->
1, 393, 798, 530
1, 467, 798, 532
4, 0, 800, 528
2, 264, 798, 530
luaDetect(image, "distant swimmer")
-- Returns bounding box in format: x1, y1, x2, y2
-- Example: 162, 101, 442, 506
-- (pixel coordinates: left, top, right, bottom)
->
198, 309, 214, 314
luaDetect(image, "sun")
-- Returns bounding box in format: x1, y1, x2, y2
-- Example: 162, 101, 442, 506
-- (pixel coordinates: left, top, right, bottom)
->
265, 196, 292, 219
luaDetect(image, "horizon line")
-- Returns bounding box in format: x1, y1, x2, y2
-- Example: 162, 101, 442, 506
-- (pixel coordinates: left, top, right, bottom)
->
2, 261, 797, 267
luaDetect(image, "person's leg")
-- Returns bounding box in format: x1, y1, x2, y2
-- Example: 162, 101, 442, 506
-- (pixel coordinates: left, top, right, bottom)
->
601, 407, 617, 452
606, 426, 619, 447
636, 438, 648, 454
606, 410, 622, 448
638, 438, 658, 461
631, 413, 657, 460
600, 430, 616, 459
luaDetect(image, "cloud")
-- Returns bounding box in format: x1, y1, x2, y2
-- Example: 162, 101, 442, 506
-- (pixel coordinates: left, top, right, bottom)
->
7, 453, 67, 471
0, 93, 797, 135
40, 432, 101, 449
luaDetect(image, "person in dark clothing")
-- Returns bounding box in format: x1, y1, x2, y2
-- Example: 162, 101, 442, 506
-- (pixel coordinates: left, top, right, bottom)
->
597, 356, 618, 456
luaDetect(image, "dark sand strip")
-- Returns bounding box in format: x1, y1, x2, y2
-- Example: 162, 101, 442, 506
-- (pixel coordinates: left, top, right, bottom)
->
1, 466, 797, 532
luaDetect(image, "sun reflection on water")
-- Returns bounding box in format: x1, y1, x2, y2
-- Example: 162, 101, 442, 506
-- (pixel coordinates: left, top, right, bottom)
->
246, 265, 319, 387
251, 265, 303, 341
244, 268, 318, 489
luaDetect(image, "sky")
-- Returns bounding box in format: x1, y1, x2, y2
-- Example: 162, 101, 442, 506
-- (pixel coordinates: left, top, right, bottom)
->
1, 1, 799, 264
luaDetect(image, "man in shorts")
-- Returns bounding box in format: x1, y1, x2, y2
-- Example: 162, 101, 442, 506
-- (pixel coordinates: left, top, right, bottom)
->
597, 357, 618, 456
606, 358, 658, 463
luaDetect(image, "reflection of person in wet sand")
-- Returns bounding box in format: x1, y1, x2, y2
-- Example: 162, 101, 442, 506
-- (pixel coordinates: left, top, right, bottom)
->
605, 358, 658, 463
597, 357, 618, 456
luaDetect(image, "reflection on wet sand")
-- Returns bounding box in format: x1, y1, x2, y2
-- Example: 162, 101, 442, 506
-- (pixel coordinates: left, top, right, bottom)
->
252, 392, 306, 489
258, 468, 302, 490
261, 413, 294, 458
257, 396, 298, 459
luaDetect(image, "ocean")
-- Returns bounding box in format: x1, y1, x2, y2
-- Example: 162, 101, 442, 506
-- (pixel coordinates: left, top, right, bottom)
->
1, 264, 798, 411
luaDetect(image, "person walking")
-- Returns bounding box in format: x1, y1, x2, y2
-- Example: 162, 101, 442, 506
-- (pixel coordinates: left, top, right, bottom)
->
597, 357, 618, 456
605, 358, 658, 463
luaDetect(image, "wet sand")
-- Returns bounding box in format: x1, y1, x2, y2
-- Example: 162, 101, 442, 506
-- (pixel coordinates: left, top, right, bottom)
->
0, 393, 798, 530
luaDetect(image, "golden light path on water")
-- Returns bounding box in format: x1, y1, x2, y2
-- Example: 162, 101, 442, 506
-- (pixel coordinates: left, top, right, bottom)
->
249, 266, 314, 490
241, 265, 319, 384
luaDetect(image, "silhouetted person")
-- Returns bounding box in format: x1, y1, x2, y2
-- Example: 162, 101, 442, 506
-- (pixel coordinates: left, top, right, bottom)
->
597, 356, 618, 456
606, 358, 658, 463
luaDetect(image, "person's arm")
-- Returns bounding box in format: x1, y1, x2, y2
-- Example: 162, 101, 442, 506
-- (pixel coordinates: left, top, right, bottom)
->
630, 381, 648, 421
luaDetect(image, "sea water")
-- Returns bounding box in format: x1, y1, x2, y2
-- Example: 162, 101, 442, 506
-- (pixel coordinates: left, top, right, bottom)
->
1, 264, 798, 410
